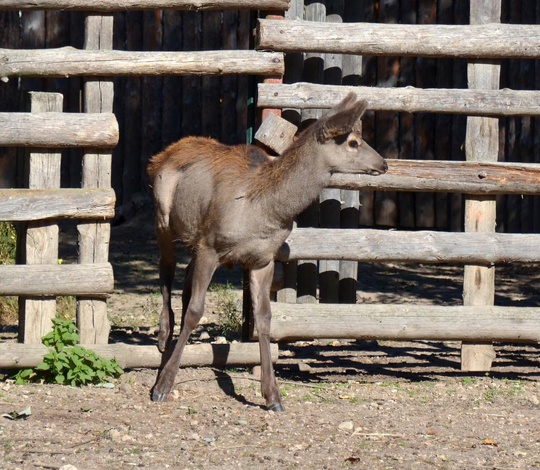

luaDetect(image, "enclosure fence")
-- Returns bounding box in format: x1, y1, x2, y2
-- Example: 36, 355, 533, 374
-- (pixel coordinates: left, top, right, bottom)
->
0, 0, 286, 367
1, 0, 540, 373
253, 0, 540, 371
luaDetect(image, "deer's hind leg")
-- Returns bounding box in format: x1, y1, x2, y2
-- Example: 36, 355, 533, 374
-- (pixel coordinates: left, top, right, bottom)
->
250, 262, 284, 412
152, 247, 219, 402
156, 226, 177, 353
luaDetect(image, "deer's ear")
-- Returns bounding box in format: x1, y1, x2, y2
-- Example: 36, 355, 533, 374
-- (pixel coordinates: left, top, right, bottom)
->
317, 99, 369, 143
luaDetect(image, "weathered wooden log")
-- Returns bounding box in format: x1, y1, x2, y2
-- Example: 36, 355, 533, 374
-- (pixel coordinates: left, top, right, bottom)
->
329, 160, 540, 195
0, 0, 289, 11
277, 228, 540, 264
0, 342, 279, 369
20, 92, 63, 345
0, 188, 115, 221
0, 112, 118, 148
0, 263, 114, 296
77, 15, 115, 346
257, 83, 540, 116
254, 112, 297, 155
460, 2, 501, 372
0, 49, 284, 78
262, 303, 540, 343
257, 19, 540, 59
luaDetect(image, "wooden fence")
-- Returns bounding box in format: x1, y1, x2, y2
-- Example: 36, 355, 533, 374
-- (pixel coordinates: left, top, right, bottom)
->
1, 1, 539, 228
0, 0, 539, 373
0, 0, 285, 367
253, 0, 540, 371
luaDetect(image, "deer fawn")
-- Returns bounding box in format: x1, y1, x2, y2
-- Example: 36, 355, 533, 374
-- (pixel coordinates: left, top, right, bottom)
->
147, 93, 387, 411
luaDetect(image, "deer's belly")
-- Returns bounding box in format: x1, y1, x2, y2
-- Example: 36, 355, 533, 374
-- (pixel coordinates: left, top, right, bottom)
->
216, 229, 290, 268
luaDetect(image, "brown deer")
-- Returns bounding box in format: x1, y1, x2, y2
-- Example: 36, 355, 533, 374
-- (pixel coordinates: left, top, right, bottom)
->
147, 93, 387, 411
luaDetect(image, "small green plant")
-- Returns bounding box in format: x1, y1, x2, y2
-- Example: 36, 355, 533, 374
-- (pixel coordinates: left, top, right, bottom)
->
210, 282, 242, 336
0, 222, 16, 265
0, 222, 18, 325
14, 318, 123, 386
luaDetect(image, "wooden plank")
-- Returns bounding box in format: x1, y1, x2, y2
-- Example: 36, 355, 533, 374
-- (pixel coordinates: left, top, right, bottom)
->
319, 1, 343, 305
262, 303, 540, 343
295, 0, 324, 305
257, 19, 540, 59
78, 15, 114, 345
338, 0, 362, 303
1, 0, 290, 11
0, 263, 114, 296
396, 0, 416, 230
181, 11, 202, 137
257, 83, 540, 116
201, 11, 222, 139
434, 0, 455, 231
535, 4, 540, 233
141, 10, 164, 196
0, 11, 20, 189
254, 109, 297, 154
0, 188, 115, 221
276, 228, 540, 264
235, 10, 251, 144
119, 11, 143, 219
0, 342, 279, 369
413, 0, 436, 229
346, 160, 540, 195
355, 1, 377, 229
449, 1, 468, 233
0, 49, 285, 78
161, 10, 183, 148
373, 0, 399, 229
19, 92, 62, 344
461, 2, 501, 372
0, 112, 118, 148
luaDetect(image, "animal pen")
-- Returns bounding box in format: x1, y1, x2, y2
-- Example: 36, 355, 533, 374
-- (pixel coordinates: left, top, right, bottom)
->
0, 0, 540, 373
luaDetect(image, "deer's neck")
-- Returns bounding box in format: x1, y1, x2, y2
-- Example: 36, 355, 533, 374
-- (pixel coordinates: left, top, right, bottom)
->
250, 140, 330, 225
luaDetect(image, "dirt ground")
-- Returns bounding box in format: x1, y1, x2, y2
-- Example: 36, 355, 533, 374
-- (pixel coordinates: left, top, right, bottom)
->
2, 205, 540, 469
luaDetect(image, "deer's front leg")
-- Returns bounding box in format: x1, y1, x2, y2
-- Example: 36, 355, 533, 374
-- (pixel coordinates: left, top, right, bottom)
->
152, 249, 218, 402
250, 262, 284, 412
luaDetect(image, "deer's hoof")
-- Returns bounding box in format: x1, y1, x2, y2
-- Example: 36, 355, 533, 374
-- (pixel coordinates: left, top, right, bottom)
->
151, 388, 170, 402
157, 338, 167, 354
157, 333, 173, 354
268, 402, 285, 412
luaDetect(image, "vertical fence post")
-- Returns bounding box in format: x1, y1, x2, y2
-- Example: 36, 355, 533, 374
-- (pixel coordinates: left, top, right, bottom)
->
18, 92, 62, 343
77, 15, 114, 344
461, 1, 501, 371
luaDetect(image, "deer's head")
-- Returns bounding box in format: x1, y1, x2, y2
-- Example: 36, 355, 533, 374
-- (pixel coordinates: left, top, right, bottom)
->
314, 93, 387, 176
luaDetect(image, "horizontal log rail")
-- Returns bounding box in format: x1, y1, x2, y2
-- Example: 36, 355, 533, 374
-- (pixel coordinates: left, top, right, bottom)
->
0, 188, 115, 221
0, 112, 118, 148
264, 303, 540, 343
257, 83, 540, 117
277, 229, 540, 264
257, 19, 540, 59
0, 342, 279, 369
0, 49, 284, 78
0, 0, 289, 11
0, 263, 114, 296
329, 160, 540, 195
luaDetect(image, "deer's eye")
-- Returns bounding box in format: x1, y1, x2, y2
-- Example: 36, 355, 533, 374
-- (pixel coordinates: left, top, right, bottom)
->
348, 139, 360, 149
